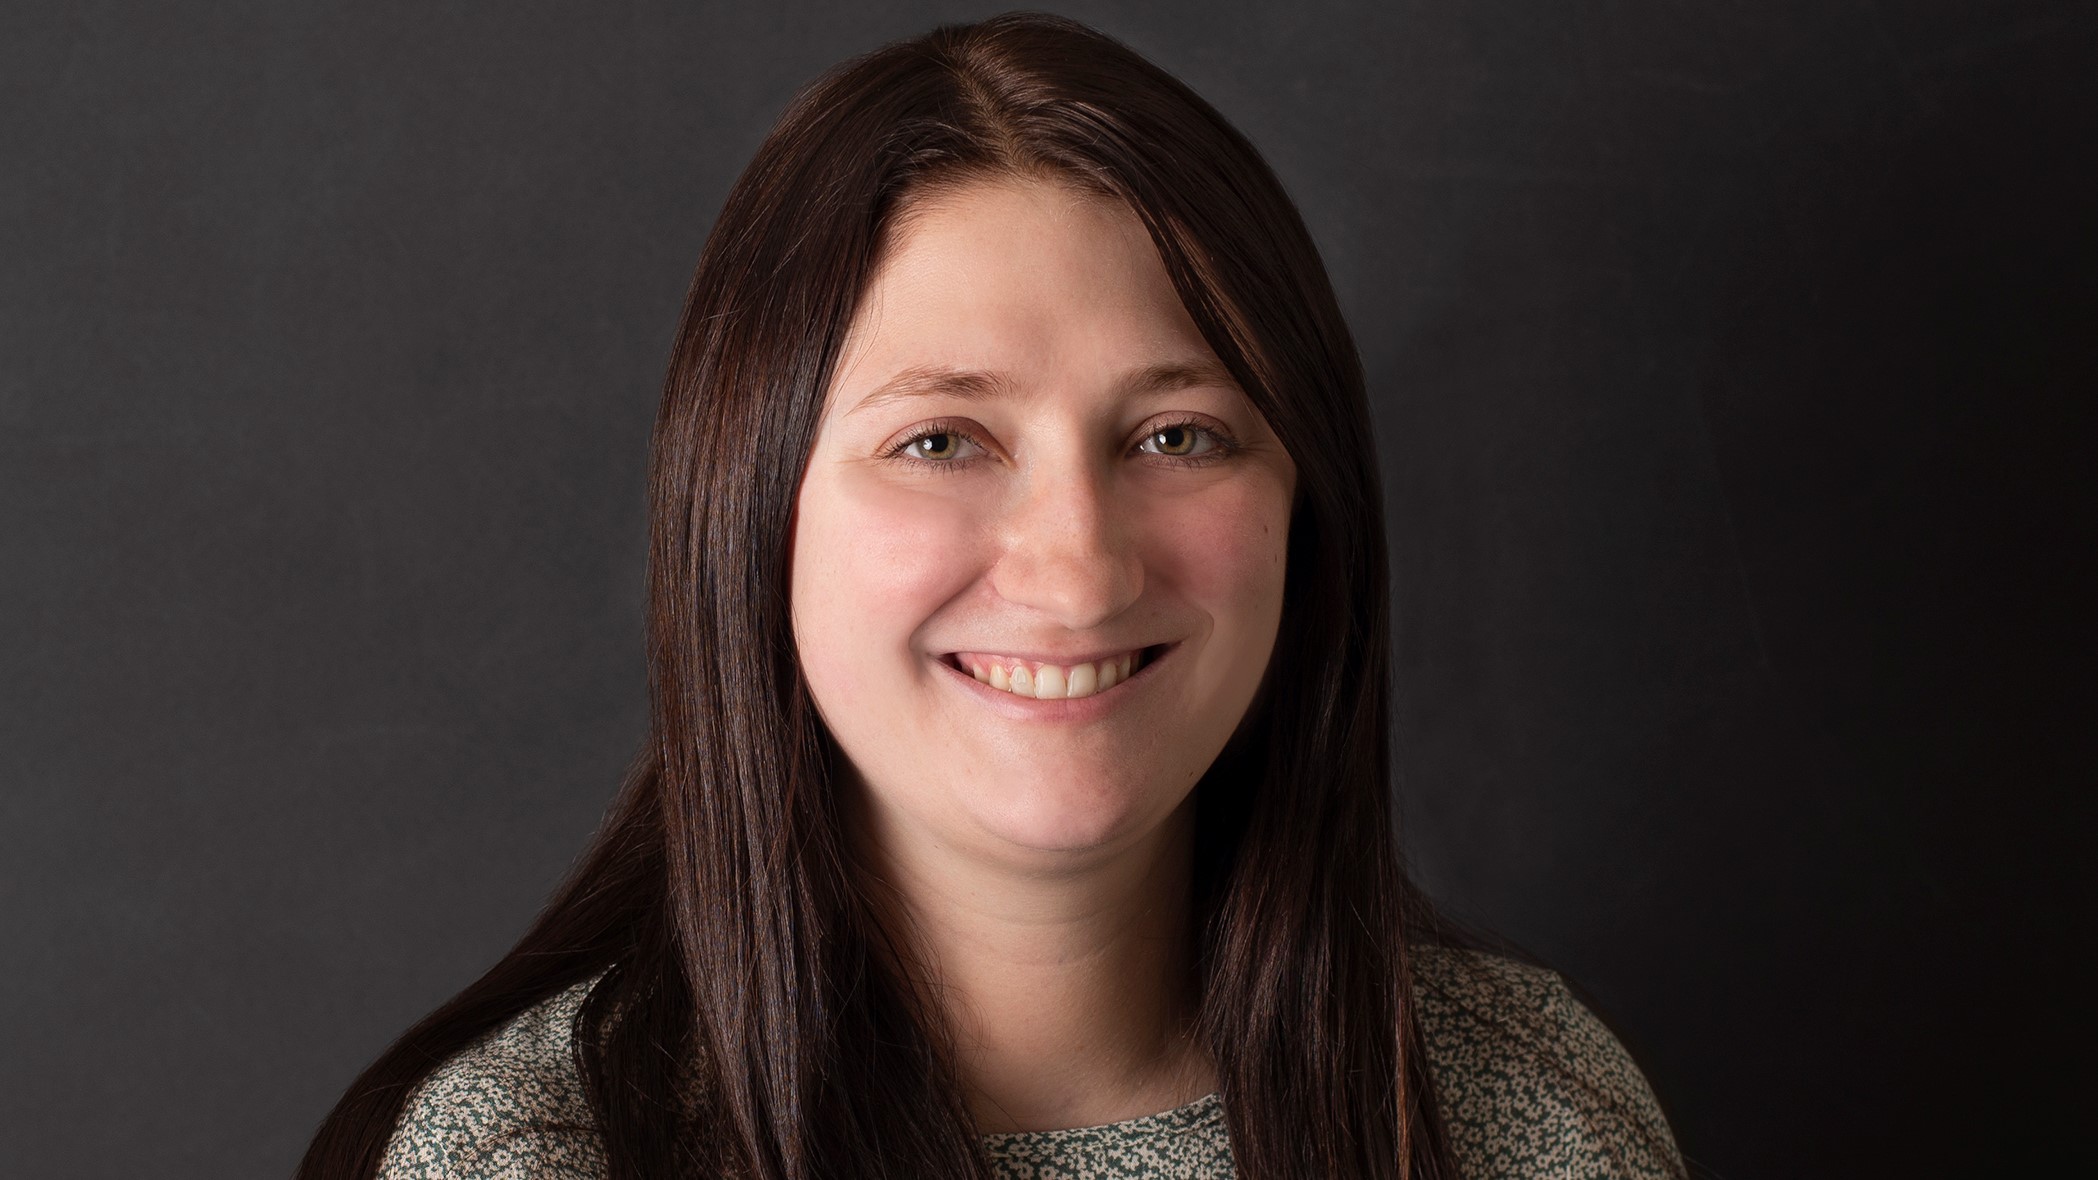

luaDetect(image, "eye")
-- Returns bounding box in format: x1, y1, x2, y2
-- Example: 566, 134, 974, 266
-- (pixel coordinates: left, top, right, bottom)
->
882, 416, 1235, 472
1136, 419, 1229, 460
908, 431, 967, 460
882, 422, 989, 469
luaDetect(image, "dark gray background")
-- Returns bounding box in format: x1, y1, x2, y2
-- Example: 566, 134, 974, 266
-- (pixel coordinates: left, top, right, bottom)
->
5, 2, 2091, 1176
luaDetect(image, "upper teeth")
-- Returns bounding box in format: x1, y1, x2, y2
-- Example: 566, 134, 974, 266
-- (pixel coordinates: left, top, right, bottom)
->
956, 651, 1141, 700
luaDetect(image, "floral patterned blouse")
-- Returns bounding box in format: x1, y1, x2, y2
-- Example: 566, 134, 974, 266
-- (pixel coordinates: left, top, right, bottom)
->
376, 946, 1682, 1178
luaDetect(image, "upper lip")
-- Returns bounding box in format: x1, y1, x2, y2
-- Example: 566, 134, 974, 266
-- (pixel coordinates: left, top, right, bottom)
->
941, 643, 1164, 665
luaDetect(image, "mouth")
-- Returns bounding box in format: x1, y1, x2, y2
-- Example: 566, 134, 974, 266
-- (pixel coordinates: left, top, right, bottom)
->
940, 644, 1170, 702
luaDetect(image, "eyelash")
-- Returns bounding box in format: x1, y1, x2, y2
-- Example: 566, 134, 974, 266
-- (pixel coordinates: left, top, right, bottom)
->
879, 416, 1240, 474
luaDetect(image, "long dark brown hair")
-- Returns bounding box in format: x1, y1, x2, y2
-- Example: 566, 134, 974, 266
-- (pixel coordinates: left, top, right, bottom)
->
300, 12, 1466, 1178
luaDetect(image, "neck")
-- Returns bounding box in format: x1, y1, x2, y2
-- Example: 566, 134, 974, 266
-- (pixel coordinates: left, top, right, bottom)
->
850, 796, 1216, 1134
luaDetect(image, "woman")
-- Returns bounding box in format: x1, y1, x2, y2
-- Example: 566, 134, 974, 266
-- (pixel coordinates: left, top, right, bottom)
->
302, 12, 1682, 1179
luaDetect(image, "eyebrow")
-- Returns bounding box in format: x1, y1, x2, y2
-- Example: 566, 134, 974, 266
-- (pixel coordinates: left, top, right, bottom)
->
843, 358, 1242, 417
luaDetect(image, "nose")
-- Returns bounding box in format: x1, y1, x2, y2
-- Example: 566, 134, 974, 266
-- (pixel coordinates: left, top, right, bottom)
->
988, 464, 1144, 630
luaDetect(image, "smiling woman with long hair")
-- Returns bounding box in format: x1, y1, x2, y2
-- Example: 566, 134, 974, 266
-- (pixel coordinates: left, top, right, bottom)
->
299, 13, 1683, 1179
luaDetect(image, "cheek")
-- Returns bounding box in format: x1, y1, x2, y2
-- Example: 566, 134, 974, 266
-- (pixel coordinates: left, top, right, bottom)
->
790, 468, 985, 687
1143, 478, 1292, 630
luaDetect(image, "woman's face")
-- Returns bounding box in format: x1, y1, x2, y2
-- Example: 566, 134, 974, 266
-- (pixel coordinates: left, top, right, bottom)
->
789, 178, 1296, 872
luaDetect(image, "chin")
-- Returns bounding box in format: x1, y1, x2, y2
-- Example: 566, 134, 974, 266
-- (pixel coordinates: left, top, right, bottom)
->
965, 773, 1187, 863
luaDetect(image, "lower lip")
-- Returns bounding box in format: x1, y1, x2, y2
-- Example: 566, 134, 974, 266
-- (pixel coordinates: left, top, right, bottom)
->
933, 644, 1175, 722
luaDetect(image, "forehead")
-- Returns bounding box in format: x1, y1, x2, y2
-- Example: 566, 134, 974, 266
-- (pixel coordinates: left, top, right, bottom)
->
825, 178, 1222, 410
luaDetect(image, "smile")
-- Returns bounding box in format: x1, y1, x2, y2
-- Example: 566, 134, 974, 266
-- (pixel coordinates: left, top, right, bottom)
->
943, 646, 1163, 701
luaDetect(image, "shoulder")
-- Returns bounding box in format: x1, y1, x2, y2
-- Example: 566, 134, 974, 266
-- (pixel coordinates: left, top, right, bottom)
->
1411, 944, 1684, 1180
376, 977, 609, 1180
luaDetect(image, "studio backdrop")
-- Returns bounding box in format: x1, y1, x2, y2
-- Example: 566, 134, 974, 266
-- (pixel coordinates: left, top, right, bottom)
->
3, 2, 2090, 1176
